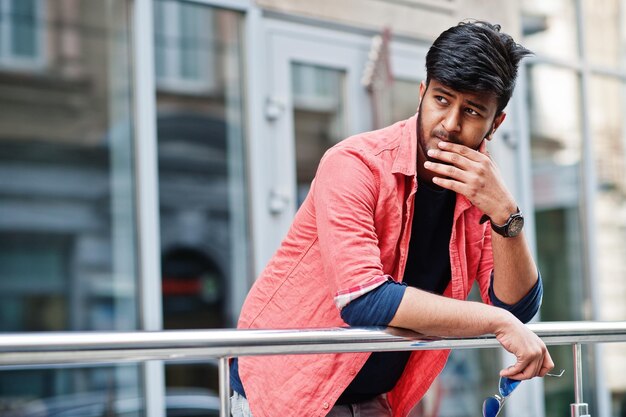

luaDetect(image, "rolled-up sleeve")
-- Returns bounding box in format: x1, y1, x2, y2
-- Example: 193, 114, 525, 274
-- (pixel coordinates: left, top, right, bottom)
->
340, 280, 407, 326
489, 273, 543, 324
313, 146, 391, 310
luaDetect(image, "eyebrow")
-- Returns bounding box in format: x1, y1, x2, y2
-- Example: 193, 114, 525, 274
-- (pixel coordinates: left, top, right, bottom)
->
466, 99, 488, 113
432, 86, 489, 113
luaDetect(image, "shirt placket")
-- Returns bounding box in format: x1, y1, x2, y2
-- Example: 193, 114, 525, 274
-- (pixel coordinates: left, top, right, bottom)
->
396, 177, 418, 282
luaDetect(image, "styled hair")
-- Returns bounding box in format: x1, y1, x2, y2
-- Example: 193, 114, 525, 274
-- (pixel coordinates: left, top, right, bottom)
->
425, 21, 532, 114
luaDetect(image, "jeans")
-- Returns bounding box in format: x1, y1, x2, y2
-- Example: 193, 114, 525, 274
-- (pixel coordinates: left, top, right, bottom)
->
230, 391, 393, 417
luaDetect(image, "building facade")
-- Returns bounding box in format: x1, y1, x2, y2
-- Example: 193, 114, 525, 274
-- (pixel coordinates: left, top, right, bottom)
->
0, 0, 624, 416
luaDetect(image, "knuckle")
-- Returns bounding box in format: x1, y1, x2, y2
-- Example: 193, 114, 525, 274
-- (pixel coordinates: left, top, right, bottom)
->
476, 164, 487, 176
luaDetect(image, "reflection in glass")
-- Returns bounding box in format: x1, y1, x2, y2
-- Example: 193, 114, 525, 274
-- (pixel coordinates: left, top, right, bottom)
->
589, 76, 626, 416
521, 0, 578, 61
416, 338, 501, 416
0, 0, 43, 66
1, 368, 221, 417
584, 0, 626, 69
154, 2, 249, 396
527, 64, 597, 415
0, 0, 141, 413
154, 0, 216, 91
291, 63, 346, 206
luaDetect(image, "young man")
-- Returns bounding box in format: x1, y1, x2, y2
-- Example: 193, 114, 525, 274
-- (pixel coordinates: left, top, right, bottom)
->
231, 21, 553, 417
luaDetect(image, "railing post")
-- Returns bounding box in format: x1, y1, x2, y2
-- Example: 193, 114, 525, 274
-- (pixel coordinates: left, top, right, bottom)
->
570, 343, 591, 417
219, 357, 231, 417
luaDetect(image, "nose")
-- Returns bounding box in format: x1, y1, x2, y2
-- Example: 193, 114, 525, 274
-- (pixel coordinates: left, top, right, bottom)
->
441, 108, 461, 133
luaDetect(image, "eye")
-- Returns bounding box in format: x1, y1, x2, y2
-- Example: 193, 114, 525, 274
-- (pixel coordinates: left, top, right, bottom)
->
465, 107, 480, 116
434, 95, 449, 105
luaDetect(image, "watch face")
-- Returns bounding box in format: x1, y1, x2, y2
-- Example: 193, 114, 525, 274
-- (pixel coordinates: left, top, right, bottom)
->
508, 216, 524, 237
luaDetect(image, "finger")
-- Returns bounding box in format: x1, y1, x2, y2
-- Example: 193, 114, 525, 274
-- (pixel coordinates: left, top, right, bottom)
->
500, 362, 536, 381
532, 356, 543, 378
538, 352, 555, 377
499, 355, 535, 379
528, 350, 544, 378
438, 140, 485, 163
500, 362, 525, 378
427, 148, 474, 170
424, 160, 467, 181
431, 176, 466, 194
502, 370, 535, 381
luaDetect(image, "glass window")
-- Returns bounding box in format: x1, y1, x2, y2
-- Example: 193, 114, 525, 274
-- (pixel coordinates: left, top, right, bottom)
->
521, 0, 579, 61
291, 62, 347, 206
154, 0, 216, 92
526, 63, 599, 415
414, 347, 501, 417
0, 0, 141, 413
0, 0, 44, 67
154, 3, 249, 396
584, 0, 626, 70
589, 75, 626, 416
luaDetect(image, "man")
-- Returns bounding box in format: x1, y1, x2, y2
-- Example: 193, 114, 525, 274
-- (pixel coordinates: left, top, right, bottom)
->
231, 21, 553, 417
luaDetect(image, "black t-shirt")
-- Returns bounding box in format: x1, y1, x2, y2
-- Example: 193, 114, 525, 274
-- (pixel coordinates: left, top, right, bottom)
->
336, 182, 456, 404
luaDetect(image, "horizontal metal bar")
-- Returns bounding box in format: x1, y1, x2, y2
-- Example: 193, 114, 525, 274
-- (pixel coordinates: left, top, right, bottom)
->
0, 321, 625, 368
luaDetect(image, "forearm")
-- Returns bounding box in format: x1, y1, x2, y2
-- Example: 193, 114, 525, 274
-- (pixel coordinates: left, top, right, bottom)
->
389, 286, 516, 337
389, 285, 553, 380
491, 229, 538, 305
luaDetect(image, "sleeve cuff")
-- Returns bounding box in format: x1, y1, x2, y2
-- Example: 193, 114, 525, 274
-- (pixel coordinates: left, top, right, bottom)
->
340, 279, 407, 326
489, 271, 543, 324
333, 274, 391, 310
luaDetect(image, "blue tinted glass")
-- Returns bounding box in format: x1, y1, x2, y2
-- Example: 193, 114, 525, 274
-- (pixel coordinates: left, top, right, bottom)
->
11, 0, 37, 56
483, 396, 502, 417
500, 377, 522, 397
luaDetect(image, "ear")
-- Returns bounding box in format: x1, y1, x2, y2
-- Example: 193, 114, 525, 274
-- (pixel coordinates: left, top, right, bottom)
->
419, 80, 427, 104
486, 112, 506, 141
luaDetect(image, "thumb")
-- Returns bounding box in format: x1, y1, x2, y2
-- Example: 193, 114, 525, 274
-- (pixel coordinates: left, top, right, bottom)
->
500, 359, 526, 378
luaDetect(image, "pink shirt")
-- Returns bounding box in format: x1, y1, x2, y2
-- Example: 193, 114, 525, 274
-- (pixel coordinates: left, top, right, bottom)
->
238, 113, 494, 417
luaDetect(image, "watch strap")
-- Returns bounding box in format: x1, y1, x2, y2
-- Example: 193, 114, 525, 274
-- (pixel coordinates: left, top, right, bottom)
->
479, 207, 523, 237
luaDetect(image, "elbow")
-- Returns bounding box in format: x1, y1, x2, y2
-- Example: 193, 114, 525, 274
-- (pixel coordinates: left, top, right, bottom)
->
340, 303, 384, 327
515, 275, 544, 324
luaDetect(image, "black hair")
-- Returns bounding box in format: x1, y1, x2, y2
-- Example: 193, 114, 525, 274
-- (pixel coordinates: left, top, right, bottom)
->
425, 20, 532, 114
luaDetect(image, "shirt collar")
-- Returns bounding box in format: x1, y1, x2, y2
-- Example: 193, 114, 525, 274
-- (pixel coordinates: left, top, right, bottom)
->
391, 112, 419, 177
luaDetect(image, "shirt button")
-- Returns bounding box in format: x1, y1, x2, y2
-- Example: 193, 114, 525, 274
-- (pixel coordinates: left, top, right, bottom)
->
350, 369, 356, 376
323, 402, 329, 409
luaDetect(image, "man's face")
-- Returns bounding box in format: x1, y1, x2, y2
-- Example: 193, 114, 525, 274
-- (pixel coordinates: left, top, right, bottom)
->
416, 79, 505, 174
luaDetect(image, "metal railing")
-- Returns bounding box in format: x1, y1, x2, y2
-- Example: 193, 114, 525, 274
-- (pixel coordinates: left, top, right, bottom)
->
1, 321, 626, 417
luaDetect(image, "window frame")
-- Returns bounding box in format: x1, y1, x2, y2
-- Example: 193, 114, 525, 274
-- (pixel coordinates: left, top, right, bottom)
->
153, 0, 218, 94
0, 0, 46, 71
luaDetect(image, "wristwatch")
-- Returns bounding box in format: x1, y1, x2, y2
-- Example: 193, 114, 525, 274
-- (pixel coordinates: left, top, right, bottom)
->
479, 208, 524, 238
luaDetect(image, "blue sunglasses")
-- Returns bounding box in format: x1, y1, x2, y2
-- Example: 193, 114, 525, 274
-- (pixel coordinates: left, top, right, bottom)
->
482, 370, 565, 417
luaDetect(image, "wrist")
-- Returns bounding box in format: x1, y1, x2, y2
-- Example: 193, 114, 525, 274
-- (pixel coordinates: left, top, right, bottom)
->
491, 307, 517, 335
490, 202, 518, 225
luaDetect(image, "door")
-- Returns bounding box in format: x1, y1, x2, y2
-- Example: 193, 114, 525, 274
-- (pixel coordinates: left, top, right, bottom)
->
254, 21, 372, 270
